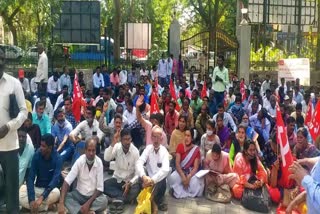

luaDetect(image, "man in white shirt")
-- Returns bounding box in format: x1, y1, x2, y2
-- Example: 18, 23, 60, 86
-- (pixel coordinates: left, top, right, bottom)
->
119, 67, 128, 85
35, 43, 48, 94
47, 72, 61, 106
0, 50, 28, 213
93, 66, 104, 97
58, 138, 108, 214
167, 56, 173, 83
136, 125, 170, 212
260, 74, 271, 96
108, 105, 128, 128
104, 129, 140, 212
266, 95, 277, 118
59, 66, 72, 94
158, 54, 168, 87
124, 100, 136, 125
140, 65, 149, 77
69, 106, 104, 163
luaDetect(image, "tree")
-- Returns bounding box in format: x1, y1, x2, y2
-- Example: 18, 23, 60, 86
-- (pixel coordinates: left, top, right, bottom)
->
113, 0, 121, 64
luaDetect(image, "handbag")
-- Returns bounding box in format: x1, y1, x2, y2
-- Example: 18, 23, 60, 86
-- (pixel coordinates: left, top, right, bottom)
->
205, 183, 232, 203
241, 176, 271, 213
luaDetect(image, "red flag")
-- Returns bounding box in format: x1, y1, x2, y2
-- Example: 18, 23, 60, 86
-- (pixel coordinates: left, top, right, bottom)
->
308, 101, 320, 141
276, 103, 294, 188
169, 79, 180, 111
305, 100, 313, 126
169, 79, 177, 100
150, 92, 159, 114
72, 72, 83, 122
201, 81, 207, 99
240, 80, 246, 101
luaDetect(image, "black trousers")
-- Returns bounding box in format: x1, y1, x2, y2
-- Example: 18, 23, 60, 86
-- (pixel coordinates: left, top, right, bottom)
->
0, 149, 19, 213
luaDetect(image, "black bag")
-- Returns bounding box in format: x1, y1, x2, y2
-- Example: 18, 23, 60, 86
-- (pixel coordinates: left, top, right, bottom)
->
241, 176, 271, 213
9, 94, 19, 119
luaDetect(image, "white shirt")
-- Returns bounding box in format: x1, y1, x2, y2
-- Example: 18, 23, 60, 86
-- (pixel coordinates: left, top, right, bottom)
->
119, 70, 127, 85
20, 78, 30, 93
70, 119, 104, 142
33, 98, 54, 121
0, 73, 28, 151
47, 76, 60, 94
104, 142, 139, 184
263, 97, 271, 109
30, 77, 38, 93
136, 144, 170, 183
36, 51, 48, 82
54, 94, 64, 111
167, 59, 173, 76
151, 70, 158, 81
140, 69, 149, 77
158, 59, 168, 78
123, 107, 137, 124
260, 80, 270, 96
65, 154, 104, 196
93, 72, 104, 88
266, 105, 276, 117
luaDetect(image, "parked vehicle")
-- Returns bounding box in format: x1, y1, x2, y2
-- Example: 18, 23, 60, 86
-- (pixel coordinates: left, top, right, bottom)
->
0, 44, 24, 60
26, 46, 38, 59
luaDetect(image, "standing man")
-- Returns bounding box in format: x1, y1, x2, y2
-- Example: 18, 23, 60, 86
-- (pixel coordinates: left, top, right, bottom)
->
35, 43, 48, 94
58, 138, 108, 214
0, 49, 28, 213
212, 55, 229, 107
136, 125, 170, 213
158, 53, 168, 87
59, 66, 72, 94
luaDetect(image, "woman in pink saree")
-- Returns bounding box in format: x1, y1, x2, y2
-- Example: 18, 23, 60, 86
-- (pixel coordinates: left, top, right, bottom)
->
168, 128, 204, 198
204, 143, 238, 188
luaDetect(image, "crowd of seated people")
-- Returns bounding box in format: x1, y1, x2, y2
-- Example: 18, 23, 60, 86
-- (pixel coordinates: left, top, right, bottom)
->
1, 63, 320, 214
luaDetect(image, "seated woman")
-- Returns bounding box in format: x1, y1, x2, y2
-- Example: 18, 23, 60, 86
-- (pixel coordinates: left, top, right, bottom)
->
216, 113, 231, 152
200, 120, 220, 162
168, 128, 204, 198
232, 140, 267, 200
229, 124, 247, 167
204, 143, 238, 189
262, 135, 298, 206
169, 115, 188, 157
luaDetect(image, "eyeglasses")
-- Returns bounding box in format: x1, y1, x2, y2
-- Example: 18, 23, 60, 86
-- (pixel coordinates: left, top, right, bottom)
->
242, 117, 249, 120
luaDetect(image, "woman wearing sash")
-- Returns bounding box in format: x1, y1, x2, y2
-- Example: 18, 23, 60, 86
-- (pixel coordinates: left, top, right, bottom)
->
168, 128, 204, 198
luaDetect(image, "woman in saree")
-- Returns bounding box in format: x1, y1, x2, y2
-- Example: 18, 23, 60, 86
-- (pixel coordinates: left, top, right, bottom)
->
232, 140, 267, 199
168, 128, 204, 198
204, 143, 239, 188
229, 124, 247, 167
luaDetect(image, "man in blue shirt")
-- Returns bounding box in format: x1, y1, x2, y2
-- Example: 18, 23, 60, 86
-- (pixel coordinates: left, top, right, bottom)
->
32, 100, 51, 135
19, 134, 62, 213
287, 157, 320, 213
52, 108, 74, 163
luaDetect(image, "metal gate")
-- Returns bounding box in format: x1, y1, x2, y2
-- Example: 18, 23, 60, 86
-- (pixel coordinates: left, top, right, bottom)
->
180, 29, 239, 75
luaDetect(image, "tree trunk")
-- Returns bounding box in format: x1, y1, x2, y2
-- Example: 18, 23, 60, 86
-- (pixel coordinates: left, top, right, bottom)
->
113, 0, 121, 64
8, 22, 18, 46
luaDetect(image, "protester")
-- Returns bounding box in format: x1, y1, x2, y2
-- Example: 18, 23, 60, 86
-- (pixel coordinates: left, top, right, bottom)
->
168, 128, 204, 198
